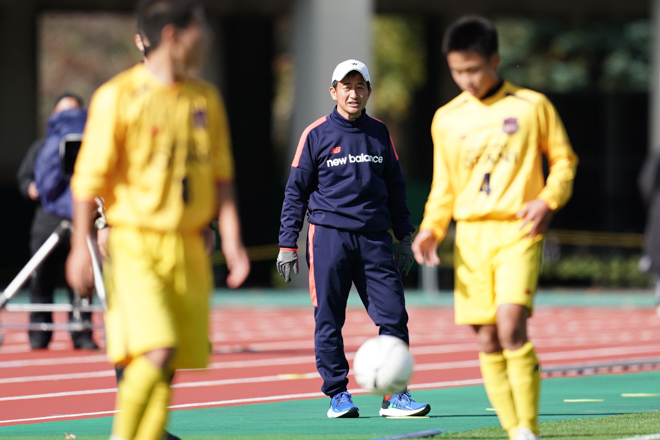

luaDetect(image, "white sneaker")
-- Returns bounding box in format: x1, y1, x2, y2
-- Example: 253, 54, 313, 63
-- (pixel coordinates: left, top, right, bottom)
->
513, 427, 540, 440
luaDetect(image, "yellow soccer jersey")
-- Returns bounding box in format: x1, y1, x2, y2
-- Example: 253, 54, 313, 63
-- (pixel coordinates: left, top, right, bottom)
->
71, 63, 234, 233
420, 81, 578, 241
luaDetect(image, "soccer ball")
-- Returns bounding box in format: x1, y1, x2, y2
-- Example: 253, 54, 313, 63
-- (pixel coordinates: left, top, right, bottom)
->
352, 335, 414, 395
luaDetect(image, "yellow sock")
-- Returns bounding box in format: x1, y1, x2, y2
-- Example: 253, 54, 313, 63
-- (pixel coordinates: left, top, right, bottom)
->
112, 356, 168, 440
504, 341, 541, 436
479, 351, 518, 437
134, 370, 173, 440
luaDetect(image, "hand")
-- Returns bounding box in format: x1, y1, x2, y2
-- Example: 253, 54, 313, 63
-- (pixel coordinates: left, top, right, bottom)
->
97, 226, 111, 260
395, 233, 414, 276
276, 249, 299, 283
202, 226, 216, 256
28, 182, 39, 201
516, 199, 553, 238
65, 240, 95, 297
223, 242, 250, 289
412, 229, 441, 267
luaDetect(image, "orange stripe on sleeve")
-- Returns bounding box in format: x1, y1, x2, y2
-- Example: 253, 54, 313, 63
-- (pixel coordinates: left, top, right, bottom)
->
307, 223, 317, 307
369, 116, 399, 160
389, 134, 400, 161
292, 116, 326, 168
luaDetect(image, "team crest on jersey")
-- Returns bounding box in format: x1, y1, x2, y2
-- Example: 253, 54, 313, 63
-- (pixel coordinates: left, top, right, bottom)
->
503, 117, 518, 135
194, 110, 207, 128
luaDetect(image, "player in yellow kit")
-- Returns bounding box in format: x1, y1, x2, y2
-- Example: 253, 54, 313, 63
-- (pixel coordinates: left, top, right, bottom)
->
66, 1, 250, 439
412, 16, 578, 440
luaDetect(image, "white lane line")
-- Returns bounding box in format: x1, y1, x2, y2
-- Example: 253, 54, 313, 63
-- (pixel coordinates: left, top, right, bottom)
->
167, 391, 325, 409
171, 372, 318, 388
0, 388, 117, 402
0, 370, 115, 384
171, 378, 484, 409
0, 410, 119, 425
0, 377, 486, 425
4, 343, 659, 385
612, 434, 660, 440
0, 354, 108, 368
3, 342, 648, 399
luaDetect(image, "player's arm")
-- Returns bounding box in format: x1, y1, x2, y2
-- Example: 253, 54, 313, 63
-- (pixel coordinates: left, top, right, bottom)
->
216, 181, 250, 289
413, 111, 455, 267
206, 88, 250, 288
277, 130, 319, 282
383, 132, 415, 240
66, 201, 96, 295
66, 84, 120, 295
382, 131, 415, 275
517, 99, 579, 238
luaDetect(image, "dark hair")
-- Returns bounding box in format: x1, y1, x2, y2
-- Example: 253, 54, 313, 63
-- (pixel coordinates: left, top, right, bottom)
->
54, 93, 84, 109
136, 0, 201, 52
331, 71, 371, 91
442, 15, 498, 58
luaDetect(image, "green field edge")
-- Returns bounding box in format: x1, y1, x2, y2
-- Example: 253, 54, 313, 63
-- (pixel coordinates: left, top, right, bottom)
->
2, 412, 660, 440
2, 372, 659, 439
5, 288, 656, 308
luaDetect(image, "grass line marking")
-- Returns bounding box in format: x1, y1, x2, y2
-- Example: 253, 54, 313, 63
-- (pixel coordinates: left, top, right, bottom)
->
564, 399, 604, 402
612, 434, 660, 440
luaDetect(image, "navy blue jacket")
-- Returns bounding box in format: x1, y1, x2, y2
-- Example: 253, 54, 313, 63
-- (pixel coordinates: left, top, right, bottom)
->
279, 107, 414, 249
34, 108, 87, 220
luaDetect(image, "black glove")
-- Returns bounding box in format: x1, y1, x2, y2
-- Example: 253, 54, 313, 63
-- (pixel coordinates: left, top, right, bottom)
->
396, 233, 414, 276
276, 249, 299, 283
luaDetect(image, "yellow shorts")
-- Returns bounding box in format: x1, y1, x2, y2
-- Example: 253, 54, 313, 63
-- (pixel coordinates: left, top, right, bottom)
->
104, 227, 212, 369
454, 220, 543, 325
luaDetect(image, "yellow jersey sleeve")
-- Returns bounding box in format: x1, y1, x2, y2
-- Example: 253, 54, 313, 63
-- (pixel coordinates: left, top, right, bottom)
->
419, 109, 455, 242
535, 97, 579, 210
71, 83, 121, 202
207, 88, 235, 183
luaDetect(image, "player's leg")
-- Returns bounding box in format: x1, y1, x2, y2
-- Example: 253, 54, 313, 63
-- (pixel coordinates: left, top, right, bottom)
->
107, 228, 181, 440
113, 348, 175, 440
308, 225, 358, 417
455, 221, 519, 436
28, 224, 58, 349
474, 324, 519, 436
354, 231, 429, 417
114, 366, 180, 440
493, 229, 543, 440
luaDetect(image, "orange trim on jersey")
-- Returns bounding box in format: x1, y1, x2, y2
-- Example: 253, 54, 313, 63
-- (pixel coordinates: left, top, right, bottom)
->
292, 116, 327, 168
308, 223, 317, 307
369, 116, 399, 160
279, 247, 297, 251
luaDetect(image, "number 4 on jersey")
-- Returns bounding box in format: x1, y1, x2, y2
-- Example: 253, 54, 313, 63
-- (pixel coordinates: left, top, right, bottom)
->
480, 173, 491, 195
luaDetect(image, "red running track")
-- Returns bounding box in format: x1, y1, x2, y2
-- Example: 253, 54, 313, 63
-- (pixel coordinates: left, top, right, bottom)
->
1, 306, 659, 427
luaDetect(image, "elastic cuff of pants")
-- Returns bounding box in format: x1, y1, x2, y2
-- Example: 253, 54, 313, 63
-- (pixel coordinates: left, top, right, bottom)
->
502, 341, 534, 360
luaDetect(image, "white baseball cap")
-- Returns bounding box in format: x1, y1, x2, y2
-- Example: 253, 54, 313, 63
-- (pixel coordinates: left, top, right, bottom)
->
331, 59, 371, 86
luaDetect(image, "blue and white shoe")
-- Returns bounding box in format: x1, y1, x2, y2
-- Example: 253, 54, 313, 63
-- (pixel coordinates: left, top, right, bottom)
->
379, 391, 431, 417
327, 391, 360, 418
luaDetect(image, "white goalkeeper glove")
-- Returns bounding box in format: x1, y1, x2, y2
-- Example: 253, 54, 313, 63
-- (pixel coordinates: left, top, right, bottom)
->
276, 249, 299, 283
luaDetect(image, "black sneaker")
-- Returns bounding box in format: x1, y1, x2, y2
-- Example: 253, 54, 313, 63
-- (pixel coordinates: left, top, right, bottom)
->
72, 334, 98, 350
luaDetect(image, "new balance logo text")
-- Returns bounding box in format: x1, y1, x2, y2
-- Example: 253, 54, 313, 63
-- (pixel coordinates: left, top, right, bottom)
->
327, 157, 348, 167
326, 154, 384, 167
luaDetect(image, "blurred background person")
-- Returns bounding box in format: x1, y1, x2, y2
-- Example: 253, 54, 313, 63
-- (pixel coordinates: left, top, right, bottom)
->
16, 93, 97, 350
638, 151, 660, 313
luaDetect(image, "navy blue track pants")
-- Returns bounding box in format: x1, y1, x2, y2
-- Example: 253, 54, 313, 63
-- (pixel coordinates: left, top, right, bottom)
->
306, 223, 409, 397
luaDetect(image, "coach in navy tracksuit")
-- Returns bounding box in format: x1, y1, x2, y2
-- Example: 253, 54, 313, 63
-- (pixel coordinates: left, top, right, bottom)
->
277, 60, 430, 419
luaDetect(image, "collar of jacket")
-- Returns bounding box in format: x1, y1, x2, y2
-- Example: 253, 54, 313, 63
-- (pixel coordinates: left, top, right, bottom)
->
327, 106, 369, 132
